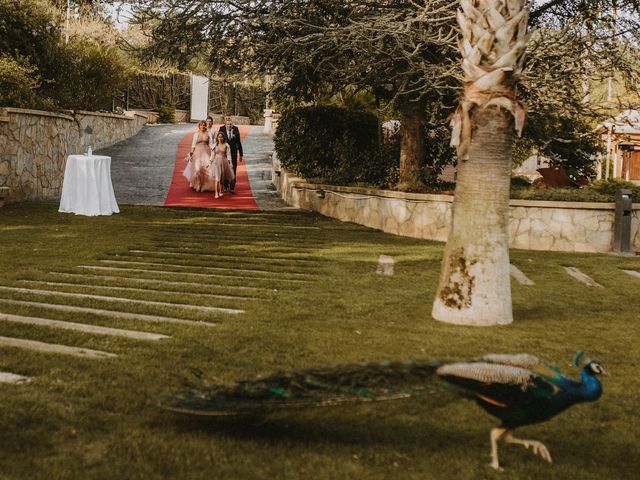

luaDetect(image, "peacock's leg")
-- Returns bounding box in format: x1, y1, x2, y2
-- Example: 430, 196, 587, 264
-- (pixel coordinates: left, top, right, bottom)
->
490, 427, 508, 470
503, 431, 553, 463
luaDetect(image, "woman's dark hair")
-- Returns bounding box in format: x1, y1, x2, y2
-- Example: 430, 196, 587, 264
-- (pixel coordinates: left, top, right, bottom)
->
206, 116, 213, 122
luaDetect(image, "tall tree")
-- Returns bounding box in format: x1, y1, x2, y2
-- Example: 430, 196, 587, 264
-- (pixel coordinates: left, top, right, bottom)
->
431, 0, 640, 326
431, 0, 530, 326
131, 0, 460, 190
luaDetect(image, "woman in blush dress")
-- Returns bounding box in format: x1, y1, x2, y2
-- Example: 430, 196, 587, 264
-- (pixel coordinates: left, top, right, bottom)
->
210, 132, 235, 199
183, 120, 214, 192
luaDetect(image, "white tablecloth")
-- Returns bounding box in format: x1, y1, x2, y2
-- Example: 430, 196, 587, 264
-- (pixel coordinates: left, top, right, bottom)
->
59, 154, 120, 216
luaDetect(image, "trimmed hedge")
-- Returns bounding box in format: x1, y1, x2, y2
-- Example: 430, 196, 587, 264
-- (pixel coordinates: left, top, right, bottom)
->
510, 178, 640, 202
274, 106, 391, 185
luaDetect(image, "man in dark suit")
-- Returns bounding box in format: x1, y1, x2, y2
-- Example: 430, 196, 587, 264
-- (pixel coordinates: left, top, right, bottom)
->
218, 116, 243, 193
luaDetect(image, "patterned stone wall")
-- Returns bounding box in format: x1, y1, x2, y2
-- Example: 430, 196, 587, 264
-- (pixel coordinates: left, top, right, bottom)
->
0, 108, 148, 203
273, 156, 640, 253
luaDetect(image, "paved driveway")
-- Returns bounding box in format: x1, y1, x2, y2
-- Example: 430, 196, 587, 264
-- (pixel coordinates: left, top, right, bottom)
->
97, 124, 288, 210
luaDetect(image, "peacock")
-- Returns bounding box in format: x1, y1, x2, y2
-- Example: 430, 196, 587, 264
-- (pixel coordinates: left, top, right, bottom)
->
164, 352, 606, 470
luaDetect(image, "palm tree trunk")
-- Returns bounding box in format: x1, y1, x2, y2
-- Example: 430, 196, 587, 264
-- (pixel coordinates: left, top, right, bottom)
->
431, 0, 531, 325
432, 107, 513, 325
398, 101, 425, 190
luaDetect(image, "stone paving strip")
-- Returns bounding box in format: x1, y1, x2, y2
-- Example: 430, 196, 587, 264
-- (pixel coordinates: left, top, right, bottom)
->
138, 221, 321, 230
128, 249, 320, 266
153, 241, 318, 254
0, 336, 117, 359
99, 259, 314, 279
0, 312, 169, 341
0, 371, 31, 384
116, 254, 318, 274
78, 265, 311, 284
509, 264, 535, 285
150, 243, 320, 260
0, 298, 218, 327
162, 231, 324, 243
622, 269, 640, 279
47, 272, 275, 293
0, 286, 244, 315
19, 280, 260, 302
563, 267, 604, 288
165, 229, 325, 242
179, 224, 322, 231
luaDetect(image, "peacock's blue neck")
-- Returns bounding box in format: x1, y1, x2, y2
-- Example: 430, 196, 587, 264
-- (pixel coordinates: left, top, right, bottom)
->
579, 368, 603, 402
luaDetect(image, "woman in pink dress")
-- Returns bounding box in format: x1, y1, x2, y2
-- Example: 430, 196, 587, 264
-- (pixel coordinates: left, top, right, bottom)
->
183, 121, 214, 192
210, 132, 235, 199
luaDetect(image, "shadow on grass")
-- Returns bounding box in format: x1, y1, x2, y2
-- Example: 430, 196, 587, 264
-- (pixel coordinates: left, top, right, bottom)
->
152, 402, 471, 451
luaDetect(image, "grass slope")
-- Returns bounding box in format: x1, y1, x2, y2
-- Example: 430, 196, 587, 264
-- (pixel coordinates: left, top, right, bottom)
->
0, 202, 639, 480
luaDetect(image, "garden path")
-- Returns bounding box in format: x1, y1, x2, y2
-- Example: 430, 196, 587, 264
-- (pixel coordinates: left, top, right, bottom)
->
100, 124, 289, 210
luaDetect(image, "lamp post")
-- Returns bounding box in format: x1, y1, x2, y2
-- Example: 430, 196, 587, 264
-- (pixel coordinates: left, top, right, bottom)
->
618, 141, 635, 181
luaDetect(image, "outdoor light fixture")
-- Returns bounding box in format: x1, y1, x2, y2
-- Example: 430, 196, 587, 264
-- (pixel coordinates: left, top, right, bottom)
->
618, 141, 635, 181
315, 189, 325, 199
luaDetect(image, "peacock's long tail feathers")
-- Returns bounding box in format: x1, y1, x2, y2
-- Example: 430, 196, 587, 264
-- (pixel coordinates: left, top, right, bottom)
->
164, 359, 445, 416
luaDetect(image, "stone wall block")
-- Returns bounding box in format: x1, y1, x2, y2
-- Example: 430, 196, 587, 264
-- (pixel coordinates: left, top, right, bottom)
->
590, 230, 613, 250
383, 216, 399, 234
561, 221, 586, 242
510, 206, 526, 219
582, 214, 601, 231
508, 219, 519, 240
1, 108, 147, 203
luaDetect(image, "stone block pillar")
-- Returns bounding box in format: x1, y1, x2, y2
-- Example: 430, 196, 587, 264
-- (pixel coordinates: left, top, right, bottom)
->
263, 109, 273, 134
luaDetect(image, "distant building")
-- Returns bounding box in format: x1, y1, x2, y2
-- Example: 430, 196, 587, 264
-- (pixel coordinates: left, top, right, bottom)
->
597, 109, 640, 182
512, 150, 550, 182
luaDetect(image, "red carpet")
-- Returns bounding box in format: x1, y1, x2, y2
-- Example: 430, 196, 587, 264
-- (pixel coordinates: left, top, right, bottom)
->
163, 125, 260, 210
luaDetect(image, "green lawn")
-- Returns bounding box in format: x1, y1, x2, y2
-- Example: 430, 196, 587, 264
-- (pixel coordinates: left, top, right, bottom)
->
0, 202, 639, 480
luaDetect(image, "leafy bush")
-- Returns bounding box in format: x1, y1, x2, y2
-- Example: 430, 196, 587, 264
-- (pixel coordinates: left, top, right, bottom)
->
275, 106, 389, 185
510, 175, 533, 188
0, 0, 132, 111
44, 39, 132, 111
515, 112, 600, 177
0, 0, 61, 74
0, 55, 44, 108
156, 98, 176, 123
422, 124, 455, 186
381, 123, 455, 189
510, 178, 640, 202
586, 178, 640, 199
510, 187, 611, 202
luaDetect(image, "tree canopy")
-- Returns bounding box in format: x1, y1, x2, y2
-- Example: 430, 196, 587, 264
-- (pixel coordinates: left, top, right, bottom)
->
131, 1, 640, 167
0, 0, 132, 110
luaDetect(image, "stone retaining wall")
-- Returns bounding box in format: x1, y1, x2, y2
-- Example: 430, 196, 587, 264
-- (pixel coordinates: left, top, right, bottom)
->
273, 157, 640, 254
0, 107, 149, 203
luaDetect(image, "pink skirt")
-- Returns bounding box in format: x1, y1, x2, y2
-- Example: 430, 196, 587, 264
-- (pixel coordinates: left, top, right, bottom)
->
183, 143, 214, 191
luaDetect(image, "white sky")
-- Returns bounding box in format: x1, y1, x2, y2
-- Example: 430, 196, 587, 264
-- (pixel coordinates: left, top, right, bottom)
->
106, 1, 133, 30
